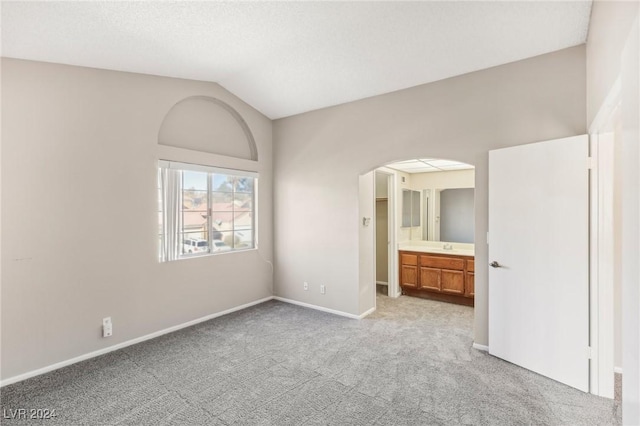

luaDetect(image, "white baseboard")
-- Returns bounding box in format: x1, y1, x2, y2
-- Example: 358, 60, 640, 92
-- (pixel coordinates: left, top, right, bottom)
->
359, 306, 376, 319
0, 296, 274, 388
472, 342, 489, 352
614, 366, 623, 375
273, 296, 373, 319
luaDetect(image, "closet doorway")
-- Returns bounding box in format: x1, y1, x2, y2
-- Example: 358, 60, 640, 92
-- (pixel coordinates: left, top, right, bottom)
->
374, 171, 396, 297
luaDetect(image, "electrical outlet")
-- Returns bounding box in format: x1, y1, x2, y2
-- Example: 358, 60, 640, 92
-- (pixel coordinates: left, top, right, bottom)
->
320, 285, 326, 294
303, 282, 308, 291
102, 317, 113, 338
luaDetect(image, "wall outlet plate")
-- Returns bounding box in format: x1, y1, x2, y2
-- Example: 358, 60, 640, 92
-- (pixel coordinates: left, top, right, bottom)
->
102, 317, 112, 338
320, 285, 326, 294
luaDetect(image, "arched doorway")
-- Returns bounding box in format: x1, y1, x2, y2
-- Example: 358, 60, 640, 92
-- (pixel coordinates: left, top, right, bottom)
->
361, 157, 476, 310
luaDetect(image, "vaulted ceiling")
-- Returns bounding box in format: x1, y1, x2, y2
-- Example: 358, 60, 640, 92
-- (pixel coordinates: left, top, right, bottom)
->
1, 1, 592, 119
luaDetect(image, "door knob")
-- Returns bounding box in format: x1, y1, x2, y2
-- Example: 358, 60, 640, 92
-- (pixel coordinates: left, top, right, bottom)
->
490, 261, 502, 268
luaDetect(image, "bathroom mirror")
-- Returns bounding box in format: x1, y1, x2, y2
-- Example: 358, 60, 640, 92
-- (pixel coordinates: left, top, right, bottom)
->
427, 187, 474, 243
386, 158, 475, 243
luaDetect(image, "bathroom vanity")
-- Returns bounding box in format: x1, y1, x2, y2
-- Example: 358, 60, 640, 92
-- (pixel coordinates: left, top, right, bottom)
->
399, 243, 474, 306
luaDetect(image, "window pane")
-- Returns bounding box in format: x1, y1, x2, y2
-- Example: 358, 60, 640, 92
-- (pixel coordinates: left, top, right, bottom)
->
234, 230, 254, 249
234, 192, 253, 211
182, 170, 208, 249
181, 233, 208, 255
212, 239, 232, 253
234, 177, 254, 193
182, 210, 207, 234
211, 212, 234, 231
218, 231, 235, 249
211, 191, 234, 211
233, 210, 252, 231
183, 189, 208, 211
212, 174, 234, 192
183, 170, 208, 191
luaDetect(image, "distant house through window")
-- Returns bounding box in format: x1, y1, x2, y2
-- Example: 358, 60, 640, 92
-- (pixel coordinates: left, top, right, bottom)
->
158, 160, 257, 262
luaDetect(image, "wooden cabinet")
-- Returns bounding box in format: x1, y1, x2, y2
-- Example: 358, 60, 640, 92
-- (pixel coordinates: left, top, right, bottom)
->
400, 251, 474, 306
465, 259, 475, 297
442, 270, 464, 295
419, 266, 441, 291
400, 254, 418, 289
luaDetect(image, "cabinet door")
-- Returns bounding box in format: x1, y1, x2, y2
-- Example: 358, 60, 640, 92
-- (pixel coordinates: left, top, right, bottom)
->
420, 266, 441, 291
441, 269, 464, 294
465, 272, 475, 297
401, 265, 418, 289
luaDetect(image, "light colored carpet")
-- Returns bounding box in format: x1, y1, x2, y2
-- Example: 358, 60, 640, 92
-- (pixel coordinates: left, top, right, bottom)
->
0, 295, 621, 425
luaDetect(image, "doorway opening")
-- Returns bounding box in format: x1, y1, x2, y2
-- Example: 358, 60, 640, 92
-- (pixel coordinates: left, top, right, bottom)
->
370, 158, 476, 308
374, 171, 394, 297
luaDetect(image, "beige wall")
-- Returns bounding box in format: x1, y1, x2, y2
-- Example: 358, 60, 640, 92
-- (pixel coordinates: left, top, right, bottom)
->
587, 1, 639, 125
358, 172, 375, 314
0, 59, 274, 381
274, 46, 586, 346
410, 169, 474, 192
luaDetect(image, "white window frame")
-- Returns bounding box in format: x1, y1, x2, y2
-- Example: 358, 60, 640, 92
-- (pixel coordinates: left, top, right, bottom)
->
158, 160, 257, 262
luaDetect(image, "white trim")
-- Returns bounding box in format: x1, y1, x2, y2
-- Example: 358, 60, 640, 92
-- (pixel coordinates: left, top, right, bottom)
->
589, 77, 621, 134
273, 296, 375, 320
359, 306, 376, 319
615, 367, 623, 375
375, 169, 400, 299
157, 145, 259, 173
590, 134, 602, 395
472, 342, 489, 352
589, 85, 620, 398
158, 159, 258, 178
0, 296, 274, 388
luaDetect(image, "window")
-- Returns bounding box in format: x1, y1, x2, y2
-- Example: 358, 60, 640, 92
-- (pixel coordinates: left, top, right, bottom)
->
158, 161, 257, 262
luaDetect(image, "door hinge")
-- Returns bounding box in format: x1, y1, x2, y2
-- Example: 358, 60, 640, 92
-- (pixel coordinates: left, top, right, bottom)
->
587, 157, 595, 170
587, 346, 592, 359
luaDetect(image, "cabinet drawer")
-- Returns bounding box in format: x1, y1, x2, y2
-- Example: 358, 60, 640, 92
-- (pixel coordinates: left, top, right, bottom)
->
401, 254, 418, 266
420, 255, 464, 270
467, 259, 475, 272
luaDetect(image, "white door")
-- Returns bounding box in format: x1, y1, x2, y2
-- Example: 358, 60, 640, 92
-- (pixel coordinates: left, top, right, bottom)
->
489, 135, 589, 392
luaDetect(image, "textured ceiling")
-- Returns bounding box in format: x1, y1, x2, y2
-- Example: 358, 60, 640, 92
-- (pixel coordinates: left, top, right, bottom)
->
1, 1, 592, 119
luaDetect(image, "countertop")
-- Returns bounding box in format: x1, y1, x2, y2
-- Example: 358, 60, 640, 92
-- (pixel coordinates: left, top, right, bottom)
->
398, 243, 475, 257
